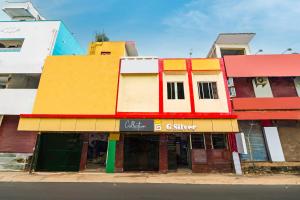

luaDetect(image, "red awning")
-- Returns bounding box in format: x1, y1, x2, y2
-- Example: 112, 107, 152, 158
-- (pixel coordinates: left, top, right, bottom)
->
224, 54, 300, 77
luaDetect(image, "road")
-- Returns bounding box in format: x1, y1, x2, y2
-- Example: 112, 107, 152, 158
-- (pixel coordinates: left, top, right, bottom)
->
0, 183, 299, 200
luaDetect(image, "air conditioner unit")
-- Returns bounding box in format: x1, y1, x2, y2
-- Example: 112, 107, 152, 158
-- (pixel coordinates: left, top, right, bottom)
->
229, 87, 236, 97
228, 77, 234, 87
254, 77, 268, 87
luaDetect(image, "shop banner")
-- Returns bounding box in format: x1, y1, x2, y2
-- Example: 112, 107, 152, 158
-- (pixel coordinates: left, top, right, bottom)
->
120, 119, 154, 132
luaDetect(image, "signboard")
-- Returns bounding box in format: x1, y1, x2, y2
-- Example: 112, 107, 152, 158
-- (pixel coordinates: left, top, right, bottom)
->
120, 119, 154, 132
154, 120, 197, 132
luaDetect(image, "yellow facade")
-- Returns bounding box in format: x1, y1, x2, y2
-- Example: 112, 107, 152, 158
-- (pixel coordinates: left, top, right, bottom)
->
191, 59, 220, 71
88, 41, 126, 56
32, 42, 126, 115
163, 59, 186, 71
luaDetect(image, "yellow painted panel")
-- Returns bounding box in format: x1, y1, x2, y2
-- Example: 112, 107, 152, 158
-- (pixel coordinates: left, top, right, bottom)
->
39, 119, 61, 131
60, 119, 76, 131
193, 119, 213, 132
231, 119, 239, 132
212, 119, 233, 132
191, 59, 220, 71
163, 59, 186, 71
18, 118, 40, 131
88, 42, 126, 56
76, 119, 96, 131
109, 133, 120, 141
96, 119, 117, 132
157, 119, 173, 132
33, 55, 121, 115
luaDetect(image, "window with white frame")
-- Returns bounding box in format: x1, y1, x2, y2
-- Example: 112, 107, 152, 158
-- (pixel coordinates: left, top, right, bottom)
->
197, 82, 219, 99
167, 82, 185, 99
0, 38, 24, 52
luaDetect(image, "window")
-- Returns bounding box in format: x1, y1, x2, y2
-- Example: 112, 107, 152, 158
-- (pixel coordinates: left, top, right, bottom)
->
191, 134, 205, 149
101, 51, 111, 55
0, 38, 24, 52
220, 48, 245, 57
212, 134, 227, 149
198, 82, 218, 99
167, 82, 185, 99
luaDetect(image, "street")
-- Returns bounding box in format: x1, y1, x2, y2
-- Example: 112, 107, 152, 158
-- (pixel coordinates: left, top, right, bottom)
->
0, 183, 299, 200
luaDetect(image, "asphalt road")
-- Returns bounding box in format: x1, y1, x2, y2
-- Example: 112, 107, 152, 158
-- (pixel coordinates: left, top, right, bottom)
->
0, 183, 299, 200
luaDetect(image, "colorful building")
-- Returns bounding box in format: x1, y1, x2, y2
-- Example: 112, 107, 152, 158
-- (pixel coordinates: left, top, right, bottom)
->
18, 40, 239, 173
0, 2, 83, 171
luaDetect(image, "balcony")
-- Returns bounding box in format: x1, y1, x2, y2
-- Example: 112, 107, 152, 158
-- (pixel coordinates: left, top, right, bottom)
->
0, 89, 37, 115
232, 97, 300, 120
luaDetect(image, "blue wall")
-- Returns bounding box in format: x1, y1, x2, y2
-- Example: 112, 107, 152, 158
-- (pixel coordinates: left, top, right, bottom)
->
52, 22, 84, 55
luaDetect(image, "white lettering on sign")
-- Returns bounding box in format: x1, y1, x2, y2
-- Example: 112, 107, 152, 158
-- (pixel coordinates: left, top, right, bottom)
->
124, 120, 146, 130
166, 124, 196, 130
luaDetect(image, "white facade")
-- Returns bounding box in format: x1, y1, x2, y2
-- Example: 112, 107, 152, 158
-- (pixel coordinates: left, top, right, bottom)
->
120, 57, 158, 74
0, 21, 60, 73
0, 89, 36, 115
263, 127, 285, 162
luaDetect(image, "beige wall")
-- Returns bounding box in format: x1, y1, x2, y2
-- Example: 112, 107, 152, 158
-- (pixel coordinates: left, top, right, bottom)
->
117, 74, 159, 112
192, 72, 229, 113
163, 72, 191, 112
278, 126, 300, 162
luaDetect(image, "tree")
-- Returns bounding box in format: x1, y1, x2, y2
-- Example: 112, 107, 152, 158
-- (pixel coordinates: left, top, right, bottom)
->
95, 32, 109, 42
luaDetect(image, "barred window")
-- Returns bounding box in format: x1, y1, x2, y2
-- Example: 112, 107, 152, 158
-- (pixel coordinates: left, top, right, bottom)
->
197, 82, 218, 99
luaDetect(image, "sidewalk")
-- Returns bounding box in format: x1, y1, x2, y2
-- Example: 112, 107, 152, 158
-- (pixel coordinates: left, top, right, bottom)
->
0, 172, 299, 185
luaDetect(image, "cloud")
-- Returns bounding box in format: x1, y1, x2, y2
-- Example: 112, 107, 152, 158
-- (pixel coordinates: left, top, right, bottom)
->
163, 0, 300, 33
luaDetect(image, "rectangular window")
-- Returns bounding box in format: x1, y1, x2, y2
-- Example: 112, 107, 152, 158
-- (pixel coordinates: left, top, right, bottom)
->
220, 48, 245, 57
212, 134, 227, 149
101, 51, 111, 55
167, 82, 185, 99
0, 38, 24, 52
191, 134, 205, 149
198, 82, 218, 99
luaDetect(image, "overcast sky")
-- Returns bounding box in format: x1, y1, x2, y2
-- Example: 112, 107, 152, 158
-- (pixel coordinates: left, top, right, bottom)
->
1, 0, 299, 57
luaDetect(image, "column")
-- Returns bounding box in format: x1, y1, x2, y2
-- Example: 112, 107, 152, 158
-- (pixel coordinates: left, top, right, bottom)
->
115, 134, 124, 172
106, 133, 119, 173
159, 134, 168, 173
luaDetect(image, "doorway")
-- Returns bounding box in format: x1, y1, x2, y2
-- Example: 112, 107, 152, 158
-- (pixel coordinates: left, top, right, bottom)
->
124, 134, 159, 171
85, 133, 108, 172
168, 134, 192, 171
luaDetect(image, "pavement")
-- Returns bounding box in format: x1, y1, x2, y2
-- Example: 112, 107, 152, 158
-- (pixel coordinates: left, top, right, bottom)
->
0, 171, 300, 185
1, 182, 300, 200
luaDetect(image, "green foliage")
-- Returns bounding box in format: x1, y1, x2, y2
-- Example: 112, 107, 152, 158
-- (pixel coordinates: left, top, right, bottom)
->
95, 32, 109, 42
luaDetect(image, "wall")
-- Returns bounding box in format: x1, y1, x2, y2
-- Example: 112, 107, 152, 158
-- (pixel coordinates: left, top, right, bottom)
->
33, 55, 122, 115
0, 89, 36, 114
52, 22, 84, 55
252, 78, 273, 97
0, 115, 36, 153
278, 125, 300, 161
215, 44, 251, 57
0, 21, 60, 73
163, 72, 191, 112
233, 78, 255, 97
269, 77, 298, 97
117, 74, 159, 112
192, 72, 228, 113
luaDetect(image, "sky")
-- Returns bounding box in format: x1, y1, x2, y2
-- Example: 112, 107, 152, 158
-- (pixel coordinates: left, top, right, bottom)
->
1, 0, 300, 57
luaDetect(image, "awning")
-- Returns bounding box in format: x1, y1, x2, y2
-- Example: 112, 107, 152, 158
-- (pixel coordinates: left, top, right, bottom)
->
18, 118, 238, 133
224, 54, 300, 77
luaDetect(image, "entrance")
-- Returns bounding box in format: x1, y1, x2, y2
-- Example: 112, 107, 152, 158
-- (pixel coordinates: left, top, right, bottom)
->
36, 133, 82, 172
124, 134, 159, 171
168, 134, 192, 171
85, 133, 108, 172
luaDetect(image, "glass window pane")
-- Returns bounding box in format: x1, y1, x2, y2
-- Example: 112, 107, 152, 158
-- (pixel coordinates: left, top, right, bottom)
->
191, 134, 205, 149
202, 82, 210, 99
177, 82, 185, 99
212, 134, 227, 149
212, 82, 219, 99
167, 82, 172, 99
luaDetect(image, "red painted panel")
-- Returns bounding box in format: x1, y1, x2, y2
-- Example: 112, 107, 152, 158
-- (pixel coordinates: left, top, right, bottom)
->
232, 97, 300, 110
234, 111, 300, 120
269, 77, 298, 97
186, 59, 195, 113
233, 78, 255, 98
0, 115, 37, 153
220, 58, 232, 112
224, 54, 300, 77
21, 113, 237, 119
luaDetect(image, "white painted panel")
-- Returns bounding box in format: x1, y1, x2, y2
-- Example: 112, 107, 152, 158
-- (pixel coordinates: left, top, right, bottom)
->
232, 152, 242, 175
263, 127, 285, 162
0, 89, 37, 114
235, 132, 248, 154
294, 77, 300, 96
121, 58, 159, 74
252, 78, 273, 97
0, 21, 60, 73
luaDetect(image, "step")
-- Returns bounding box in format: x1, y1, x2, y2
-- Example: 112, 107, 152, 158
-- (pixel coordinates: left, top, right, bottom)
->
0, 163, 26, 171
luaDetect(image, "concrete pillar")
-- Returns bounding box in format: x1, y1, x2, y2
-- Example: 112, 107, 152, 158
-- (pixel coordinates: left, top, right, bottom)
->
115, 134, 124, 172
106, 140, 116, 173
159, 134, 168, 173
79, 134, 89, 171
